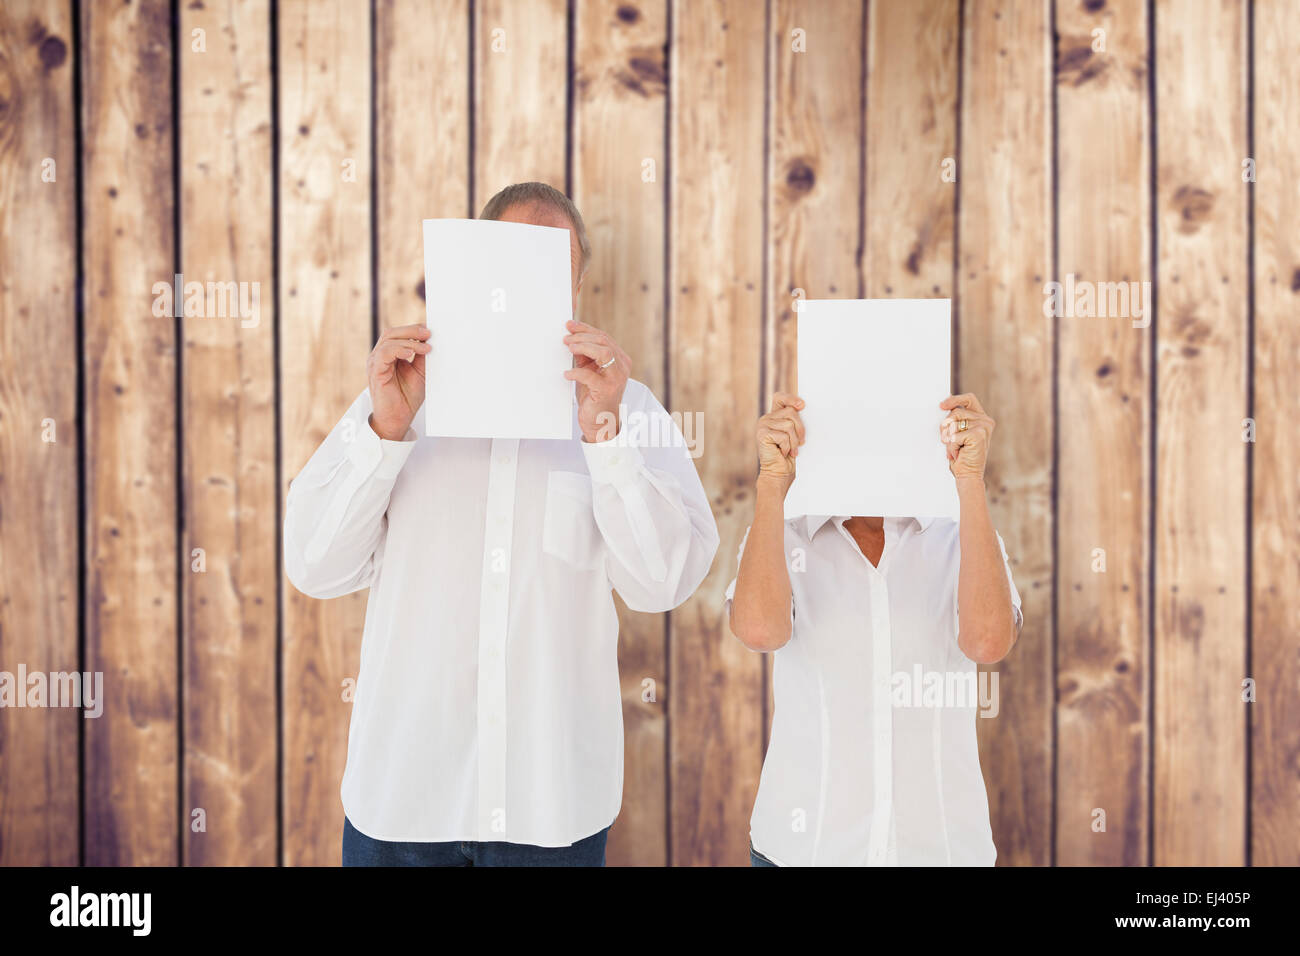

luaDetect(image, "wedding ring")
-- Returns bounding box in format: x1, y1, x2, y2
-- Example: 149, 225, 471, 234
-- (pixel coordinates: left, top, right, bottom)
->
957, 419, 970, 432
598, 355, 616, 370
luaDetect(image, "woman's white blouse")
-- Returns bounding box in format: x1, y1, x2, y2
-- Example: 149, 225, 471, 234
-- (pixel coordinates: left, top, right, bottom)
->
726, 515, 1022, 866
285, 380, 717, 847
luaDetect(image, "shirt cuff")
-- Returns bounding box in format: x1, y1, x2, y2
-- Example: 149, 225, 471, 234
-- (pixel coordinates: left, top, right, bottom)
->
581, 433, 646, 489
346, 417, 417, 481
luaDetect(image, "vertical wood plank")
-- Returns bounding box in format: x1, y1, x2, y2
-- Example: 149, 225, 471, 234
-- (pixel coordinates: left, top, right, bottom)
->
572, 0, 669, 867
864, 0, 958, 299
1152, 0, 1248, 866
0, 0, 79, 866
1054, 0, 1151, 866
765, 0, 863, 760
959, 0, 1054, 866
376, 0, 470, 333
766, 0, 862, 398
278, 0, 371, 866
473, 0, 568, 207
668, 0, 766, 867
81, 0, 178, 866
179, 0, 277, 866
1251, 0, 1300, 868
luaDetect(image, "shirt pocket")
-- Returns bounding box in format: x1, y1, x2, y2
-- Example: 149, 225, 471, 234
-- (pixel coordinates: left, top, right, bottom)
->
541, 470, 606, 572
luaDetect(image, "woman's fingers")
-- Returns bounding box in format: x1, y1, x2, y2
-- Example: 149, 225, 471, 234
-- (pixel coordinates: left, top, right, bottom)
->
940, 392, 986, 415
379, 324, 431, 343
769, 406, 805, 443
766, 417, 802, 455
761, 426, 793, 458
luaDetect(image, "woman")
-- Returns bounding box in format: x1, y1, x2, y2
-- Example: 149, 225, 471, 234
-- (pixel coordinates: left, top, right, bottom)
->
726, 391, 1022, 866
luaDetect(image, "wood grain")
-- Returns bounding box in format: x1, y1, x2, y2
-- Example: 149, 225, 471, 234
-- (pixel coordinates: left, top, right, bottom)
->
764, 0, 863, 754
1054, 0, 1151, 866
864, 0, 958, 299
1250, 0, 1300, 868
1152, 0, 1248, 867
572, 0, 669, 867
278, 0, 371, 867
668, 0, 766, 867
0, 0, 79, 866
960, 0, 1054, 867
376, 0, 470, 333
81, 0, 178, 866
766, 0, 862, 400
473, 0, 568, 207
179, 0, 278, 866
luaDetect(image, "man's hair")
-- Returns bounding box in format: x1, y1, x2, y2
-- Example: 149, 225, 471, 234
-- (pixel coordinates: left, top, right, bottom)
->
478, 182, 592, 278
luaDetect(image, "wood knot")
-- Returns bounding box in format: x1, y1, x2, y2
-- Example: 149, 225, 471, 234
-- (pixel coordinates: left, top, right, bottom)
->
39, 34, 68, 70
784, 159, 815, 195
1056, 44, 1108, 86
1172, 185, 1214, 233
615, 53, 666, 98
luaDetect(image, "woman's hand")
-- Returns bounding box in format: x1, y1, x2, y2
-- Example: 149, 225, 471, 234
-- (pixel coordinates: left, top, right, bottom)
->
757, 392, 806, 489
940, 393, 995, 483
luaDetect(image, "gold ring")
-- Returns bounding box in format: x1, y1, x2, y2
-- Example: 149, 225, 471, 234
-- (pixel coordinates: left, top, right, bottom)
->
957, 419, 969, 432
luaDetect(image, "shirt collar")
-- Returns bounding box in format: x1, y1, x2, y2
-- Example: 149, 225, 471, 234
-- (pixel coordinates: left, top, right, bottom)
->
802, 514, 936, 538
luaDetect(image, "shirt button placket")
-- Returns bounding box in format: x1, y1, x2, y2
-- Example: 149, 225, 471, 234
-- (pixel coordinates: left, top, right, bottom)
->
477, 438, 518, 841
868, 568, 894, 866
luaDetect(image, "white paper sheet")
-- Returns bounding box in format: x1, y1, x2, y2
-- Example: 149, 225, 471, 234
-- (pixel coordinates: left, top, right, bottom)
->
421, 218, 575, 440
784, 298, 960, 521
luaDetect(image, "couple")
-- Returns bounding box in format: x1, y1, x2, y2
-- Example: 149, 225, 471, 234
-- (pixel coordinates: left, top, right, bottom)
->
283, 182, 1022, 867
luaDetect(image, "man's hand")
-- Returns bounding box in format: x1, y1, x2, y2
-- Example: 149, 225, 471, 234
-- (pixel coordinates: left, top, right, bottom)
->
563, 319, 631, 443
367, 324, 432, 440
940, 393, 995, 483
757, 392, 806, 491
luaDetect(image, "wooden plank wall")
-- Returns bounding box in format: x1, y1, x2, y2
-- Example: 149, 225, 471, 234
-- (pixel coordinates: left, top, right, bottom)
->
961, 0, 1053, 866
572, 0, 669, 866
1054, 0, 1151, 866
180, 0, 278, 869
0, 0, 78, 866
0, 0, 1295, 867
82, 0, 178, 866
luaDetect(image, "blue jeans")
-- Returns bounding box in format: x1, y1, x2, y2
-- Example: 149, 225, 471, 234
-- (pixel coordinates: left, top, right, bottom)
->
750, 841, 778, 867
342, 817, 610, 867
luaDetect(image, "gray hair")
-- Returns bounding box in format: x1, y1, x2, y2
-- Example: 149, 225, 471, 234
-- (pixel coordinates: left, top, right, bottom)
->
478, 182, 592, 278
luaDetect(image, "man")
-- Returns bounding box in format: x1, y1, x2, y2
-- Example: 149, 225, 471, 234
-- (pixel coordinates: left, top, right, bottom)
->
727, 391, 1022, 866
285, 182, 718, 866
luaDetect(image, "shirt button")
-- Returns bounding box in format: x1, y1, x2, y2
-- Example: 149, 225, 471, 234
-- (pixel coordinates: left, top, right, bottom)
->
498, 455, 511, 465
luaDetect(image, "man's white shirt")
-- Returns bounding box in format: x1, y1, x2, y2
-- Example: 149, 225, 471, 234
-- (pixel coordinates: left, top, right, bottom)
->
725, 514, 1022, 866
285, 379, 718, 847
